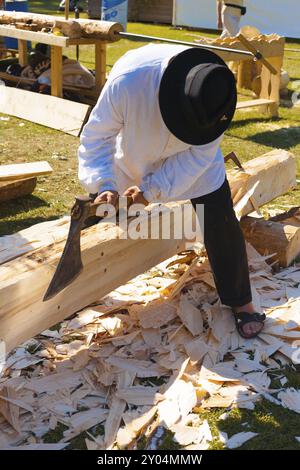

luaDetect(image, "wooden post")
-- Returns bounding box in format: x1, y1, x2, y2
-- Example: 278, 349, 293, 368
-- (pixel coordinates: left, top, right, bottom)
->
18, 39, 28, 67
95, 41, 107, 91
51, 45, 63, 98
65, 0, 70, 20
172, 0, 177, 26
259, 55, 283, 117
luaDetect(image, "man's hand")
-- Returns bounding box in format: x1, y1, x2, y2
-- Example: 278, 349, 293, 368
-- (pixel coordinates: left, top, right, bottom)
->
218, 19, 223, 30
94, 190, 119, 207
123, 186, 149, 206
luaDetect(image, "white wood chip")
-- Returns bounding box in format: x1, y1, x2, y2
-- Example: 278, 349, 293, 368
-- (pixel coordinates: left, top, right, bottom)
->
226, 432, 258, 449
177, 296, 203, 336
278, 388, 300, 413
116, 386, 164, 406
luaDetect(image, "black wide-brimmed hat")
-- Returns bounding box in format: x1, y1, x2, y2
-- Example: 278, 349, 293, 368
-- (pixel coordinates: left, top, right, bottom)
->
159, 48, 237, 145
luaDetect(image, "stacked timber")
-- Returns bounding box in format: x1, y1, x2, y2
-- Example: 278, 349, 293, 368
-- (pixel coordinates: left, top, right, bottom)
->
0, 11, 123, 41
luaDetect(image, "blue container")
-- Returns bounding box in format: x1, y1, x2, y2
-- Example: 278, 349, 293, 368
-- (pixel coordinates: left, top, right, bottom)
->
4, 1, 30, 50
101, 0, 128, 30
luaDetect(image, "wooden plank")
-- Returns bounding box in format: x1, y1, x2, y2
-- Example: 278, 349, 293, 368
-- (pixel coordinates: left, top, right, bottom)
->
241, 209, 300, 267
50, 46, 63, 98
0, 163, 51, 183
0, 162, 52, 182
260, 55, 283, 117
0, 25, 68, 47
95, 41, 106, 91
0, 87, 91, 137
0, 178, 37, 203
0, 202, 194, 353
236, 99, 275, 110
17, 39, 28, 67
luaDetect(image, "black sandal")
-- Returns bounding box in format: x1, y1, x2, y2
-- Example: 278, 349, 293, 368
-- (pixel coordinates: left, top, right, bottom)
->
234, 311, 266, 339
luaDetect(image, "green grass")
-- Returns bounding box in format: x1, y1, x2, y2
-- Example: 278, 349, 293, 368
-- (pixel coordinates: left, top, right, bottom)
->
1, 1, 300, 450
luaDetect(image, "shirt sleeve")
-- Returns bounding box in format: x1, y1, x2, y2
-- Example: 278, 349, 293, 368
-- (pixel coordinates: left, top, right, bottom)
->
78, 77, 124, 194
140, 139, 223, 202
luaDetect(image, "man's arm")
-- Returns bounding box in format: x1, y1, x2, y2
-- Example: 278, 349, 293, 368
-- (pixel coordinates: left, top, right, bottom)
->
217, 0, 223, 29
140, 137, 223, 202
78, 78, 124, 195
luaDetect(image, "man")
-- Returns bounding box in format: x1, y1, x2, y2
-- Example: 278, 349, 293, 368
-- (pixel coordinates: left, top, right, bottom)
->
58, 0, 83, 12
217, 0, 246, 38
78, 44, 265, 339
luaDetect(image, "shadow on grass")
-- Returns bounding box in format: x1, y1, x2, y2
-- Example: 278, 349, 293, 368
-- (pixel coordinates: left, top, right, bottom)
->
0, 194, 49, 218
228, 123, 300, 150
0, 215, 59, 236
231, 116, 282, 129
240, 126, 300, 150
0, 192, 59, 236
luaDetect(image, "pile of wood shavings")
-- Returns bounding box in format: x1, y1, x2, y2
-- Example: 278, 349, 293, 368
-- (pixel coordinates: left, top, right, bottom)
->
1, 244, 300, 450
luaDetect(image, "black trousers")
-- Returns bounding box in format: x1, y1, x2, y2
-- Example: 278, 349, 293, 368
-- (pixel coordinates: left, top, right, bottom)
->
191, 178, 252, 307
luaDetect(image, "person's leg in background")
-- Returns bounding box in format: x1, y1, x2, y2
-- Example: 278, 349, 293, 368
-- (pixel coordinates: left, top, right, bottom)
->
58, 0, 84, 12
221, 6, 241, 38
191, 178, 265, 337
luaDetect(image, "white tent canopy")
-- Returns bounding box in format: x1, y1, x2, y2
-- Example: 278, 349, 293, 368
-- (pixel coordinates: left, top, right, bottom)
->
174, 0, 300, 39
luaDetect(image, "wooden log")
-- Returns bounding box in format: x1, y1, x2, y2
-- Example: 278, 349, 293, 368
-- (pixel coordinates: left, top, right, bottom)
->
241, 209, 300, 267
227, 149, 296, 218
0, 11, 82, 39
76, 19, 123, 41
0, 202, 194, 352
0, 161, 53, 182
0, 178, 37, 203
0, 12, 123, 41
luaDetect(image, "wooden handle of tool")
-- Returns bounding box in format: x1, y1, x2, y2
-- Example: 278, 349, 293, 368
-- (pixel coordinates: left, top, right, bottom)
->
237, 34, 278, 75
91, 196, 134, 218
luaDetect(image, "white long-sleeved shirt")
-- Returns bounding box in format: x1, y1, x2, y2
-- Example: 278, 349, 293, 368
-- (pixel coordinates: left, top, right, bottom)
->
78, 44, 226, 203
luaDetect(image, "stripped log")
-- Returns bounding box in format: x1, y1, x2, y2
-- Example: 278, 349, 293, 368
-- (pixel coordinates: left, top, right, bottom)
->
0, 178, 37, 203
0, 11, 82, 38
76, 19, 123, 41
241, 208, 300, 267
0, 11, 123, 41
